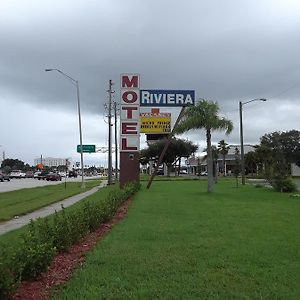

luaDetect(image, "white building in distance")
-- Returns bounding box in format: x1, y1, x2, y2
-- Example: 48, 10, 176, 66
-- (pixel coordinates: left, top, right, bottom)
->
33, 157, 72, 168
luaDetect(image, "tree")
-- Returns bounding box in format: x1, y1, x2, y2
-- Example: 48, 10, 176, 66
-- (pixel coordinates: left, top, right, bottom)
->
202, 145, 219, 182
260, 130, 300, 168
244, 151, 257, 177
253, 144, 273, 176
1, 158, 25, 171
255, 130, 300, 192
140, 138, 198, 176
217, 140, 230, 176
233, 147, 241, 187
175, 99, 233, 192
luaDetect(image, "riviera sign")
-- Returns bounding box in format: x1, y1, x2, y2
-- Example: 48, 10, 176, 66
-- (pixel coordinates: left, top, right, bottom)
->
119, 74, 195, 187
140, 90, 195, 107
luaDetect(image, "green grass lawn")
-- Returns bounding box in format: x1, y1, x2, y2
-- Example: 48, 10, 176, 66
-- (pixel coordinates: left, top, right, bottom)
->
0, 183, 115, 246
53, 179, 300, 299
0, 180, 100, 221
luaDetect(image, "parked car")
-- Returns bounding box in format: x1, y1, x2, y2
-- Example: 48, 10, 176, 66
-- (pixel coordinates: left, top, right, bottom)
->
46, 172, 62, 181
68, 170, 78, 178
0, 170, 10, 182
26, 171, 34, 178
200, 171, 208, 176
35, 171, 49, 180
34, 171, 42, 178
179, 169, 188, 174
156, 168, 164, 175
10, 170, 26, 179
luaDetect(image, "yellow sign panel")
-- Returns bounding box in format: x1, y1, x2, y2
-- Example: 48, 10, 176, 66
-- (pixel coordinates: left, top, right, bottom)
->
140, 113, 171, 133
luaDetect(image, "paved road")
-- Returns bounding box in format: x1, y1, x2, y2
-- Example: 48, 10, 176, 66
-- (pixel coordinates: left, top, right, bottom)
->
0, 176, 102, 193
0, 180, 107, 235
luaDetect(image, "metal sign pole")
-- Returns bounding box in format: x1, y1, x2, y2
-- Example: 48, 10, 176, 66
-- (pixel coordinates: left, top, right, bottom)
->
146, 106, 186, 189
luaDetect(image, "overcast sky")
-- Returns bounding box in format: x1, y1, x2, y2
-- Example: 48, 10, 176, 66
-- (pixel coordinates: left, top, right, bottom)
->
0, 0, 299, 167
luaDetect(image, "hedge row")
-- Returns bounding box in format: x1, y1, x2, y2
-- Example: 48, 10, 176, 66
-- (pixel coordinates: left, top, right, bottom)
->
0, 182, 140, 299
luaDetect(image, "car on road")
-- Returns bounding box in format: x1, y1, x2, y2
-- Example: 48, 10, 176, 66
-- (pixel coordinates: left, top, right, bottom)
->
9, 170, 26, 179
200, 171, 208, 176
46, 172, 62, 181
0, 170, 10, 182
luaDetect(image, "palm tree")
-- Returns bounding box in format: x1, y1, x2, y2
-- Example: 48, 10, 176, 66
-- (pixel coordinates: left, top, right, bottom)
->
175, 99, 233, 192
217, 140, 230, 176
244, 151, 257, 177
203, 145, 219, 183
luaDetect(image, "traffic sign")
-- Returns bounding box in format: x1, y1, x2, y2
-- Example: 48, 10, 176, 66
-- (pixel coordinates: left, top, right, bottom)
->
77, 145, 96, 153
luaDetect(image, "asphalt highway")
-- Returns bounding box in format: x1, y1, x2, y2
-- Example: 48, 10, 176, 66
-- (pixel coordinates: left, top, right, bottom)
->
0, 176, 101, 193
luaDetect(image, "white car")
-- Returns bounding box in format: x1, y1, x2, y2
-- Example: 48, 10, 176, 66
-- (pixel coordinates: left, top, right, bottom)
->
34, 171, 42, 178
10, 170, 26, 179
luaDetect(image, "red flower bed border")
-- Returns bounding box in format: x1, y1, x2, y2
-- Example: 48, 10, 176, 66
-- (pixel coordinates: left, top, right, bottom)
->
11, 198, 132, 300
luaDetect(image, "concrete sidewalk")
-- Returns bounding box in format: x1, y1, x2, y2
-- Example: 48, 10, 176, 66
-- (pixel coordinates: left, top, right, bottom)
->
0, 181, 107, 236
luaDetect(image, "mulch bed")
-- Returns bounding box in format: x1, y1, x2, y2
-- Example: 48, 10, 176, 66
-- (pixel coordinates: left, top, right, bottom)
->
11, 198, 132, 300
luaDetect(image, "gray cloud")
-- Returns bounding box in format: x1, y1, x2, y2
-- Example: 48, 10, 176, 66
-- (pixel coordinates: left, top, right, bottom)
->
0, 0, 299, 164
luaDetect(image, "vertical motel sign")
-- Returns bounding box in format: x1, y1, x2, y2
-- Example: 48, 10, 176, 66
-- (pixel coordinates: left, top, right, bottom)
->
120, 74, 140, 187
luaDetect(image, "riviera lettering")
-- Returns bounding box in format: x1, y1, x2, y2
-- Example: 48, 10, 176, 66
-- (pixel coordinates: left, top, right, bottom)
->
140, 90, 194, 106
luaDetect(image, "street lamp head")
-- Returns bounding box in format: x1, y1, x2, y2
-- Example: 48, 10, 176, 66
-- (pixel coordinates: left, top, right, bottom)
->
260, 98, 267, 101
45, 69, 54, 72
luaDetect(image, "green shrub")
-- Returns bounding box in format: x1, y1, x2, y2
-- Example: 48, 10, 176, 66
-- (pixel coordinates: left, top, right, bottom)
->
0, 183, 140, 296
52, 208, 72, 252
14, 228, 56, 280
270, 178, 297, 193
67, 209, 89, 244
0, 245, 15, 300
255, 184, 263, 188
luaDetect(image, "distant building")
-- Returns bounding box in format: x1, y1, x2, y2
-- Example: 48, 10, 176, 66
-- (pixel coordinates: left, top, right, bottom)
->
33, 157, 72, 168
186, 144, 256, 175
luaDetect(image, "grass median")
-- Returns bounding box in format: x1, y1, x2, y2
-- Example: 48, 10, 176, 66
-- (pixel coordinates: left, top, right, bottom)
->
53, 179, 300, 299
0, 180, 100, 222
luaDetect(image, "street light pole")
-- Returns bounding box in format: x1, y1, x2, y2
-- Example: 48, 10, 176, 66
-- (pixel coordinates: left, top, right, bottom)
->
239, 98, 266, 185
45, 68, 85, 189
75, 80, 85, 189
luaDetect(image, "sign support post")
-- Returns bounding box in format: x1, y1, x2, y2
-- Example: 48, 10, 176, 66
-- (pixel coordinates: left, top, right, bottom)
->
146, 106, 187, 189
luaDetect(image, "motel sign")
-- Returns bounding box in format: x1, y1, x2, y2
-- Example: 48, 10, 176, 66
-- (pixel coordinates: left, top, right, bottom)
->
119, 73, 195, 187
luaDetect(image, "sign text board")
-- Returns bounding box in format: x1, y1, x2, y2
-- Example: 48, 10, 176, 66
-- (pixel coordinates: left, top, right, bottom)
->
140, 90, 195, 106
140, 112, 171, 133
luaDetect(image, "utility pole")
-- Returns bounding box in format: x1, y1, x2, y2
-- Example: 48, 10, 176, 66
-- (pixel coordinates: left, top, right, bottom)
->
239, 101, 245, 185
114, 101, 118, 182
107, 80, 113, 185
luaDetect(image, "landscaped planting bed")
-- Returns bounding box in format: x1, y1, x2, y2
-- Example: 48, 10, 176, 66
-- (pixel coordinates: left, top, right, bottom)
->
0, 182, 140, 299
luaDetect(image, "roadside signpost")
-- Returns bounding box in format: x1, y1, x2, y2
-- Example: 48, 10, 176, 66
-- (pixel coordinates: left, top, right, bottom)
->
77, 145, 96, 153
119, 73, 195, 188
